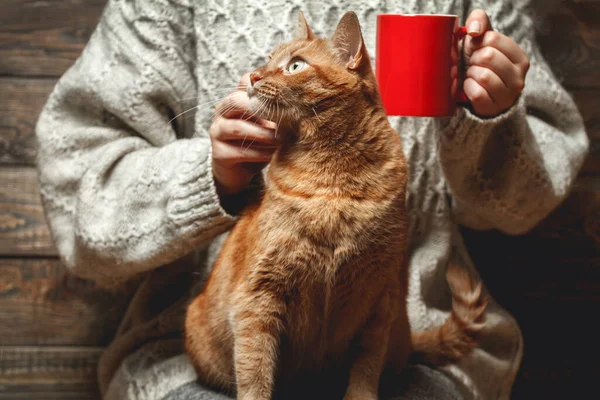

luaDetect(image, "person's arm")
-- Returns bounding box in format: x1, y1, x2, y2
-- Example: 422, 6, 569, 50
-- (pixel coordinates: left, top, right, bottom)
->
36, 0, 236, 286
437, 2, 589, 234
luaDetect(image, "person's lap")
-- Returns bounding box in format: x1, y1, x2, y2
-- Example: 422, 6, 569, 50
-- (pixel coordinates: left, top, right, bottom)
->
107, 341, 464, 400
160, 365, 464, 400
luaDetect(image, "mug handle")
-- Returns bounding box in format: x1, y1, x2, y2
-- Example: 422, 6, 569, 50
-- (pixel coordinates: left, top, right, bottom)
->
455, 26, 470, 105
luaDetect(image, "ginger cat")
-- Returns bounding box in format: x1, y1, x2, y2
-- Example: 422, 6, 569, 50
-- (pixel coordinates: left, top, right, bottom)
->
185, 12, 486, 400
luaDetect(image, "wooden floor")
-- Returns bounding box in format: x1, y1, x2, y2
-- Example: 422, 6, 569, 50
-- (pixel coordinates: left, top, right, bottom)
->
0, 0, 598, 399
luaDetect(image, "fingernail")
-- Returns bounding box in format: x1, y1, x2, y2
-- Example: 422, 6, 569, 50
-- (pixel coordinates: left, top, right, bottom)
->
468, 20, 481, 34
262, 120, 277, 129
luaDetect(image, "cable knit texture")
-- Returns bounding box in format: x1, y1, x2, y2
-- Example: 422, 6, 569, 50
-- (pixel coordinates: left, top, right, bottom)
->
35, 0, 589, 399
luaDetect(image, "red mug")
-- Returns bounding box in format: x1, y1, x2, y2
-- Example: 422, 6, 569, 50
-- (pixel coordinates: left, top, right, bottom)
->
376, 14, 468, 117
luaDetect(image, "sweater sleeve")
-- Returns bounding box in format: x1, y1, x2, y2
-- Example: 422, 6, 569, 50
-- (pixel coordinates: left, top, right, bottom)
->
437, 0, 589, 235
36, 0, 236, 286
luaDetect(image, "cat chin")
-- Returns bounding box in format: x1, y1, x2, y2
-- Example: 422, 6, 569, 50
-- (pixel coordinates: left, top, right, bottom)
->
247, 96, 264, 114
248, 96, 282, 120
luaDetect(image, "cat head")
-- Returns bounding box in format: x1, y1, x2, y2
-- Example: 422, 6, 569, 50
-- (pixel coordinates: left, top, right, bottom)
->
247, 11, 380, 128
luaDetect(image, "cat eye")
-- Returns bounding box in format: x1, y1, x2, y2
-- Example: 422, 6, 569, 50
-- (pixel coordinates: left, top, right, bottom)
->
285, 59, 307, 74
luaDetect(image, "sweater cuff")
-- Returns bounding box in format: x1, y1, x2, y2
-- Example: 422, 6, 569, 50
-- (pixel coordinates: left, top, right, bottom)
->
438, 95, 525, 145
167, 138, 237, 241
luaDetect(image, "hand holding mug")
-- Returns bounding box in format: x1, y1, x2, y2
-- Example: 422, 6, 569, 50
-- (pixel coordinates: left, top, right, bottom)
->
376, 11, 529, 118
462, 9, 530, 117
377, 14, 469, 117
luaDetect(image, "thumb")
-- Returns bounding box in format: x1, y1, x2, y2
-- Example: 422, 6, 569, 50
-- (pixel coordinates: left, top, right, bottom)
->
463, 9, 493, 59
466, 9, 492, 37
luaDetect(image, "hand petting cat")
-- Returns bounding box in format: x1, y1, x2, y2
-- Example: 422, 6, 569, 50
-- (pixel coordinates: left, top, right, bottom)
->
463, 9, 530, 117
210, 73, 277, 197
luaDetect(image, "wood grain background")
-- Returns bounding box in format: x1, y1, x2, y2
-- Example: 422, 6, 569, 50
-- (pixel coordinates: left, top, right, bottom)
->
0, 0, 598, 399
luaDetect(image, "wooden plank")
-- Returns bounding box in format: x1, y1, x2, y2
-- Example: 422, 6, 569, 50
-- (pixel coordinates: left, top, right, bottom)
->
0, 0, 596, 87
537, 0, 600, 89
0, 258, 130, 346
0, 173, 595, 335
0, 346, 101, 378
1, 76, 599, 175
0, 346, 101, 399
0, 0, 106, 77
0, 394, 99, 400
0, 166, 56, 256
0, 147, 598, 259
0, 78, 56, 166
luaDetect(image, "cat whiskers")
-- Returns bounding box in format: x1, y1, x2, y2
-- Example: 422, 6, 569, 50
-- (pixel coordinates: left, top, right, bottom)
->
312, 106, 322, 123
268, 100, 275, 123
240, 97, 269, 153
169, 85, 247, 105
166, 97, 223, 127
241, 100, 271, 154
275, 99, 284, 139
166, 84, 249, 127
242, 97, 268, 122
335, 93, 348, 106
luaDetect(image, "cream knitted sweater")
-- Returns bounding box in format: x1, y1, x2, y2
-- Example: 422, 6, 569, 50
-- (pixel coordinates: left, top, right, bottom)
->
36, 0, 589, 399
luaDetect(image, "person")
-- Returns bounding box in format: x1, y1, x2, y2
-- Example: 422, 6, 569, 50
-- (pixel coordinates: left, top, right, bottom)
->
35, 0, 588, 399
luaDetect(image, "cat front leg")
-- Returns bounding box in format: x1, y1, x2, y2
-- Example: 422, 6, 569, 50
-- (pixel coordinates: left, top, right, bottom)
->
344, 292, 393, 400
232, 286, 285, 400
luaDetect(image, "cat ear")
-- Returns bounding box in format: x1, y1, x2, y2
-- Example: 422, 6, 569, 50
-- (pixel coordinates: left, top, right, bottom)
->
331, 11, 368, 70
294, 11, 315, 41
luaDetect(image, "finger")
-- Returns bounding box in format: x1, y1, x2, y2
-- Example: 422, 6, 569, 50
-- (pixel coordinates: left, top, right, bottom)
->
215, 90, 278, 124
464, 78, 501, 117
466, 66, 514, 111
215, 90, 252, 118
469, 31, 529, 67
212, 140, 275, 166
258, 119, 278, 130
469, 46, 523, 91
463, 9, 493, 59
466, 9, 492, 37
213, 117, 278, 145
238, 73, 251, 89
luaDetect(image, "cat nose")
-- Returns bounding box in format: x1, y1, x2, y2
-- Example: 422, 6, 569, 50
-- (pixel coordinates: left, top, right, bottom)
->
249, 71, 262, 86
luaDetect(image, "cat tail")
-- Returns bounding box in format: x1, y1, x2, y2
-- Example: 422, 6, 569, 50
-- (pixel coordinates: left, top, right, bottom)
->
410, 264, 487, 365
